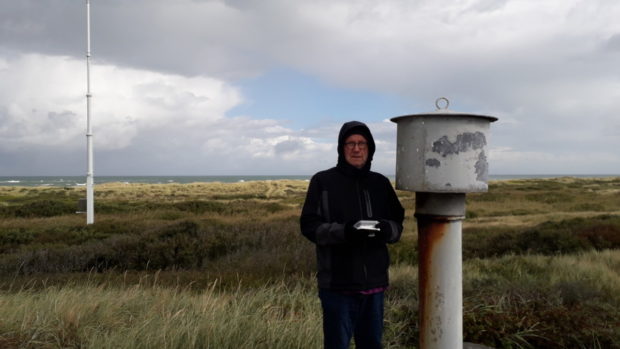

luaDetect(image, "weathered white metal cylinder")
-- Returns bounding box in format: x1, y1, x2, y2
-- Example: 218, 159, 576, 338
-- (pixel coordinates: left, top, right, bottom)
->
391, 99, 497, 193
391, 98, 497, 349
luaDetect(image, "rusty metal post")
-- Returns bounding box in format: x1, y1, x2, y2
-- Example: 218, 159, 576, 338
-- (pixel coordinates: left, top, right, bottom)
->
416, 192, 466, 349
391, 98, 497, 349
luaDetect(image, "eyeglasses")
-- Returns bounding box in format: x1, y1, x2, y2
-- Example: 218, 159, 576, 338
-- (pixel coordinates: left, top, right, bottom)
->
344, 141, 368, 150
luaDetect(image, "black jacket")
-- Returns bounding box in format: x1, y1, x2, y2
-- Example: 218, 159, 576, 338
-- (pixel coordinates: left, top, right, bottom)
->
300, 121, 405, 291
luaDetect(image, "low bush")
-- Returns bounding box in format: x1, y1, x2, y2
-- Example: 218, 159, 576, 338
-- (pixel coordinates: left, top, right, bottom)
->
0, 220, 208, 274
569, 203, 607, 212
387, 251, 620, 349
0, 228, 35, 252
0, 218, 315, 278
461, 251, 620, 348
172, 200, 229, 214
525, 192, 574, 204
0, 199, 76, 218
463, 215, 620, 259
463, 286, 620, 348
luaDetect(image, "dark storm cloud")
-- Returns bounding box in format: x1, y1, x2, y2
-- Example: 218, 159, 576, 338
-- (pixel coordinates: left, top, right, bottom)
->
0, 1, 83, 57
0, 0, 269, 78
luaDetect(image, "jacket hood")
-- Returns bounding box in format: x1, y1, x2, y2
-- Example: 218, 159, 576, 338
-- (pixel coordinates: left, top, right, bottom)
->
337, 121, 376, 175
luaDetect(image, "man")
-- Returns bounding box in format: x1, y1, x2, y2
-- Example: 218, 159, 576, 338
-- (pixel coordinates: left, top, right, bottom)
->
300, 121, 405, 349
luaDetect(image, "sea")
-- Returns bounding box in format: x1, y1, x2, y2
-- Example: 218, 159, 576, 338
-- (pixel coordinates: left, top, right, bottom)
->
0, 175, 618, 187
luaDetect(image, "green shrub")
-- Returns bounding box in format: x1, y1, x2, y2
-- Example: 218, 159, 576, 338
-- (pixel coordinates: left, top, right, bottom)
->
466, 210, 479, 218
262, 202, 287, 213
8, 200, 75, 217
0, 228, 35, 253
525, 192, 574, 204
83, 220, 145, 238
569, 203, 606, 212
463, 282, 620, 348
157, 210, 186, 220
95, 201, 139, 214
577, 224, 620, 249
463, 215, 620, 259
0, 218, 315, 276
468, 192, 506, 202
0, 221, 204, 274
173, 200, 229, 214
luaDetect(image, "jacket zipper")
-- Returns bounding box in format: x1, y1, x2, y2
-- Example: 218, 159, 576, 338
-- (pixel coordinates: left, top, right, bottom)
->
356, 179, 369, 286
355, 180, 364, 219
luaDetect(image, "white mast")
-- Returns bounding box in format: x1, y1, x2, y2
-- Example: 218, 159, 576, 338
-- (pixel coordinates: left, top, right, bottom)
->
85, 0, 94, 224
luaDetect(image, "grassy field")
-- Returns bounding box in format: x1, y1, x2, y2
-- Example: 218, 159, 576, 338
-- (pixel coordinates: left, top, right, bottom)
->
0, 177, 619, 348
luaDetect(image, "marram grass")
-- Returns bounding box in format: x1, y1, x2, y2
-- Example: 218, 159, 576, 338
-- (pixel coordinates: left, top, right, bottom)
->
1, 250, 619, 348
0, 279, 322, 349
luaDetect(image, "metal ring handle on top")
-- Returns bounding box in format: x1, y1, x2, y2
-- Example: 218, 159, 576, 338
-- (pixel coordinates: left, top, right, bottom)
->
435, 97, 450, 110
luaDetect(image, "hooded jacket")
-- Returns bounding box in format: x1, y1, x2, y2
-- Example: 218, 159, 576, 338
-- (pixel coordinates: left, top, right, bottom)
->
300, 121, 405, 291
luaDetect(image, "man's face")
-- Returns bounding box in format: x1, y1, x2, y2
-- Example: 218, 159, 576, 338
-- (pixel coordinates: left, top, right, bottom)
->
344, 134, 368, 169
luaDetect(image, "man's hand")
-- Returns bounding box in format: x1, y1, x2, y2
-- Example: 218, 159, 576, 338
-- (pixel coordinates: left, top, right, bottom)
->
375, 219, 393, 242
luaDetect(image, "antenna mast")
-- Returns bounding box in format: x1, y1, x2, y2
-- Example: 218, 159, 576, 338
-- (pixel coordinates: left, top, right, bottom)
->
85, 0, 94, 224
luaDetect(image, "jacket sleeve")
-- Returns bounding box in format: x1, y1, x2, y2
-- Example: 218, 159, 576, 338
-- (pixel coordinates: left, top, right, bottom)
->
381, 176, 405, 244
300, 175, 347, 245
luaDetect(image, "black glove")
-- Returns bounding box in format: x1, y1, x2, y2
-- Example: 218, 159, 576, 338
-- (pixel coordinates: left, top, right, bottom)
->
344, 220, 364, 242
375, 219, 393, 242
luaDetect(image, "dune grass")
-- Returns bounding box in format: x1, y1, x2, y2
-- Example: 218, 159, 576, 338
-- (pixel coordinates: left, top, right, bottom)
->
1, 250, 618, 349
0, 177, 619, 348
0, 278, 322, 349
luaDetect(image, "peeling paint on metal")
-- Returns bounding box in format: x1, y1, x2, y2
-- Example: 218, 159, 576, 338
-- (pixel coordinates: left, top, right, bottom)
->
431, 132, 486, 157
431, 285, 445, 343
475, 150, 488, 181
425, 158, 441, 168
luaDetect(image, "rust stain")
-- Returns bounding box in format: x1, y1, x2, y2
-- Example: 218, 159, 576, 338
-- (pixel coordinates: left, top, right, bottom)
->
417, 217, 450, 347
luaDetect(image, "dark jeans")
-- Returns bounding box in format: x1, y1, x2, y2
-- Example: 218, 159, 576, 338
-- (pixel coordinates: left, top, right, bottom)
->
319, 289, 384, 349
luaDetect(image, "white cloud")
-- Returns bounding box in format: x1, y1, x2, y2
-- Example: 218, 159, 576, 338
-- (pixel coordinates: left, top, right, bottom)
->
0, 53, 349, 175
0, 53, 241, 152
0, 54, 83, 150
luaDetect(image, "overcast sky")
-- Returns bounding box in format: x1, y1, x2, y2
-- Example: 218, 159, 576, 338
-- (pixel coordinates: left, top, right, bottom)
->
1, 0, 619, 176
